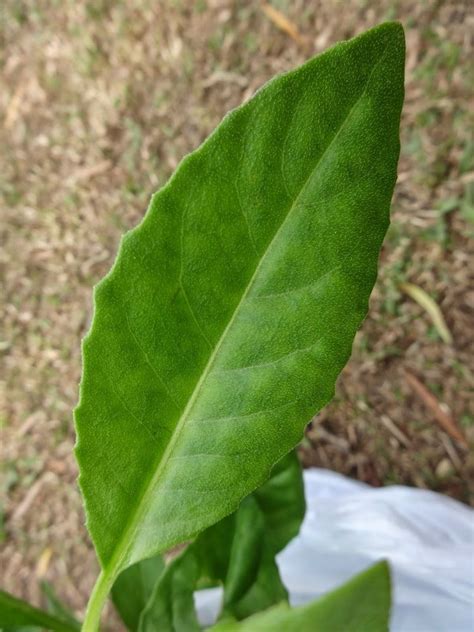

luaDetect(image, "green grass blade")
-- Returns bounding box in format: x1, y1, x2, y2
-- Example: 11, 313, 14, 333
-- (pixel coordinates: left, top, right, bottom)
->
40, 582, 81, 631
0, 589, 79, 632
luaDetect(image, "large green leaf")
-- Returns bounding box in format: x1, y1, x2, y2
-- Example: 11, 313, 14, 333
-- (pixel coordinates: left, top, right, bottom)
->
111, 554, 165, 631
209, 561, 392, 632
138, 451, 304, 631
0, 589, 78, 632
75, 22, 404, 628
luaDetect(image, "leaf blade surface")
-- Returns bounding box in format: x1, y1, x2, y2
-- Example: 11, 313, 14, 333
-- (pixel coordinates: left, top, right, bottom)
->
138, 451, 304, 630
75, 22, 405, 625
209, 560, 391, 632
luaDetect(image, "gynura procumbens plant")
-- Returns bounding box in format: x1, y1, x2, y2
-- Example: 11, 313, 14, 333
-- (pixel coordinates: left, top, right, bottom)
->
0, 22, 405, 632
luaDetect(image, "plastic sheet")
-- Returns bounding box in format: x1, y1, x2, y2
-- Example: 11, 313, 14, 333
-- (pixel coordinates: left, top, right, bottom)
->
195, 469, 474, 630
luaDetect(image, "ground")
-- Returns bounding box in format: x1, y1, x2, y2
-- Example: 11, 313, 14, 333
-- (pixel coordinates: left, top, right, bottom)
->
1, 0, 473, 624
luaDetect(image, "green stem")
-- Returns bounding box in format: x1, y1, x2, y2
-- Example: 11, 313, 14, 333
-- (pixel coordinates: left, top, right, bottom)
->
82, 571, 114, 632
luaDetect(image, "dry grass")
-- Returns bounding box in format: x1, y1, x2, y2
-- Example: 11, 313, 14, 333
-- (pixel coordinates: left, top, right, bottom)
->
1, 0, 473, 623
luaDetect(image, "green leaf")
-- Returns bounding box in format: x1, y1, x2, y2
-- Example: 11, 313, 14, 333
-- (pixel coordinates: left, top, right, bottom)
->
111, 554, 165, 631
138, 451, 304, 630
76, 22, 404, 628
0, 589, 78, 632
220, 450, 304, 619
209, 561, 392, 632
221, 512, 286, 622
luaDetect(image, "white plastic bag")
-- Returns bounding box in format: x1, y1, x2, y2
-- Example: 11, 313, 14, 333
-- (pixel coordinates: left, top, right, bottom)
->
196, 469, 474, 630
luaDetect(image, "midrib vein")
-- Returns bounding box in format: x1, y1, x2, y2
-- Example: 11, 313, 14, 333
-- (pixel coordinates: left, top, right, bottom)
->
103, 47, 387, 586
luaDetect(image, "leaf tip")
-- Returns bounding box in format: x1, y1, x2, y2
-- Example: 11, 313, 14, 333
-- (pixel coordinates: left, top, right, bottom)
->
382, 21, 405, 57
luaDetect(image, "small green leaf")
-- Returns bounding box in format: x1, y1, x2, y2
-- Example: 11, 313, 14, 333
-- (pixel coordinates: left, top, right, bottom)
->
209, 561, 392, 631
0, 589, 78, 632
76, 22, 405, 628
111, 554, 165, 631
138, 452, 304, 631
139, 548, 202, 632
218, 497, 287, 621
